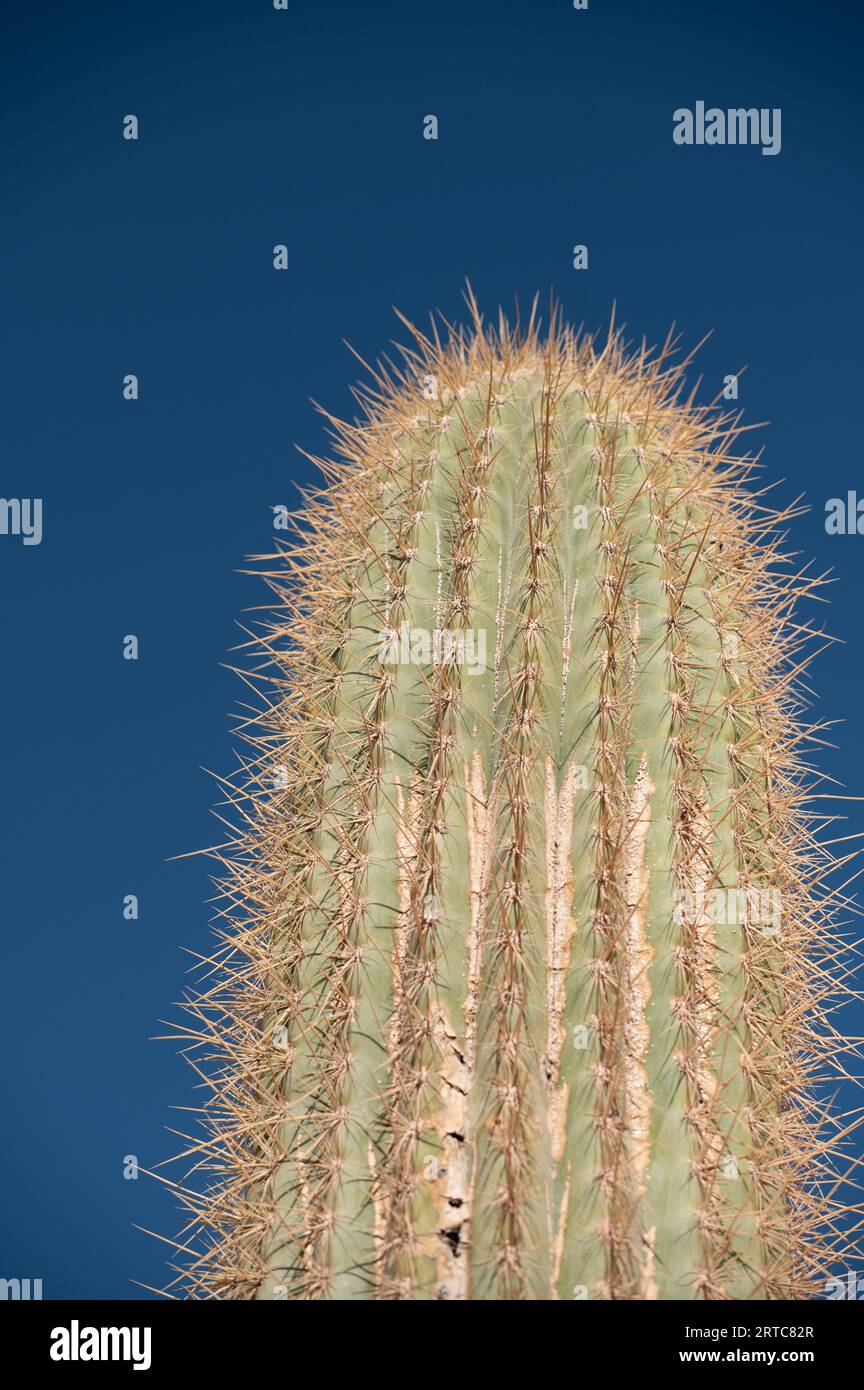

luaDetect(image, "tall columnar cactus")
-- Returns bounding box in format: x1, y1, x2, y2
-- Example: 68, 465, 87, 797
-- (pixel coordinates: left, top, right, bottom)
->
168, 297, 858, 1300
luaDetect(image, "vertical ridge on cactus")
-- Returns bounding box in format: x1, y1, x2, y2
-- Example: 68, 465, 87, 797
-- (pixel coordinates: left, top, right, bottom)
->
161, 292, 861, 1300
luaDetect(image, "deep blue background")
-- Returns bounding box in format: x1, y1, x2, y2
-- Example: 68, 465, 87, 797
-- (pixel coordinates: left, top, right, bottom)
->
1, 0, 862, 1299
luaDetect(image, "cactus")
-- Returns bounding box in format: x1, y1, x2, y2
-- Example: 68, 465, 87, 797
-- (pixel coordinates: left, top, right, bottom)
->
166, 295, 860, 1300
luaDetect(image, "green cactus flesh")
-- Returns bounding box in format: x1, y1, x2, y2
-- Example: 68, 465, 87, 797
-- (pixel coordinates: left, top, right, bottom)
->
169, 301, 858, 1300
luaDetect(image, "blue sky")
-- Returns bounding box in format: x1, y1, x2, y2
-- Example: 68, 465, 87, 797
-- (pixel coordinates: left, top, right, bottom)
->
1, 0, 862, 1297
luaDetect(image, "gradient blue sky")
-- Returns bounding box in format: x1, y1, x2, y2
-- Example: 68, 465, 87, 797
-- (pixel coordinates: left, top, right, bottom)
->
1, 0, 862, 1298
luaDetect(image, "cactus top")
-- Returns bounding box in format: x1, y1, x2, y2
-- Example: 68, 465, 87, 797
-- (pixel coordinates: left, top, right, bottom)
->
167, 297, 858, 1300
